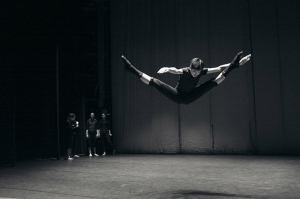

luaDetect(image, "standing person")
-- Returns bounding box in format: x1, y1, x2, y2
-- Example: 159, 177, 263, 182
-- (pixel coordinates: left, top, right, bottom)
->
86, 112, 100, 157
121, 52, 251, 104
66, 113, 79, 160
99, 112, 115, 156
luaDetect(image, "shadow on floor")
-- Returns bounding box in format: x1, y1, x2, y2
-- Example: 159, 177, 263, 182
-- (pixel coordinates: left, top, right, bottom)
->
171, 190, 266, 199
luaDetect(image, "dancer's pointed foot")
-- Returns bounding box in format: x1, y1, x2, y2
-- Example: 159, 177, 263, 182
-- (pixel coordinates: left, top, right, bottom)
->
222, 51, 244, 77
121, 55, 143, 78
121, 55, 133, 71
231, 51, 243, 68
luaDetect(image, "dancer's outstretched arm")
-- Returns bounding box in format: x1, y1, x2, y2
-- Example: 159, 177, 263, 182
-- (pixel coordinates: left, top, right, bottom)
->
157, 67, 183, 74
207, 54, 251, 74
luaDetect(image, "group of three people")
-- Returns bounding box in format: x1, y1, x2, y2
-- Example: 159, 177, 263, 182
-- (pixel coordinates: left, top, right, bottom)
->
66, 112, 115, 160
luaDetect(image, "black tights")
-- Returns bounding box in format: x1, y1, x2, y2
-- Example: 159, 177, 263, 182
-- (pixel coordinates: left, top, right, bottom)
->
149, 78, 218, 104
68, 133, 77, 155
88, 132, 97, 148
101, 132, 114, 152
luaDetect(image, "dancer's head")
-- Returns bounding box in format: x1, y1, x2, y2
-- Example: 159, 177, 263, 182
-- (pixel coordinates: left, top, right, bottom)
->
189, 58, 204, 77
68, 113, 76, 121
101, 108, 107, 120
90, 112, 95, 119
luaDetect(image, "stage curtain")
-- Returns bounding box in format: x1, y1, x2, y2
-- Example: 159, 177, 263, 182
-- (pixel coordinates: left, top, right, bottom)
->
110, 0, 256, 154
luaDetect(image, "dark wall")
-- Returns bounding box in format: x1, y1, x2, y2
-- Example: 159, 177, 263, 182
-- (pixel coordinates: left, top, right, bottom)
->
0, 7, 15, 164
1, 1, 113, 160
9, 2, 60, 159
111, 0, 300, 154
1, 2, 12, 165
250, 0, 300, 154
1, 1, 90, 160
1, 1, 113, 161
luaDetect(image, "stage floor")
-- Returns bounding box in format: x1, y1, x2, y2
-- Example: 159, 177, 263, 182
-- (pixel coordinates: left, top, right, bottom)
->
0, 154, 299, 199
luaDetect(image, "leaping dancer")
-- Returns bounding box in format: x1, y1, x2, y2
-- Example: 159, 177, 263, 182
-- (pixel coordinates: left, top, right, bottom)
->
121, 51, 251, 104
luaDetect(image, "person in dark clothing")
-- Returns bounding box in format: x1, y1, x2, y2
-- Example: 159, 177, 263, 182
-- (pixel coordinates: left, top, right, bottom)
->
66, 113, 79, 160
86, 112, 100, 157
121, 52, 251, 104
99, 113, 115, 156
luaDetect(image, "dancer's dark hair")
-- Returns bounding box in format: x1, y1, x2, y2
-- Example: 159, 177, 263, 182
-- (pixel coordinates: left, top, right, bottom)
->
190, 58, 204, 71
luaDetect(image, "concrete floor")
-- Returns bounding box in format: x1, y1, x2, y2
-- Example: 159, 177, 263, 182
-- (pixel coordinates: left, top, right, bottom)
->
0, 154, 299, 199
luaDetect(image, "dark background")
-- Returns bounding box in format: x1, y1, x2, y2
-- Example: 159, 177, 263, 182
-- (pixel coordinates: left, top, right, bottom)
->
1, 0, 300, 166
0, 0, 112, 165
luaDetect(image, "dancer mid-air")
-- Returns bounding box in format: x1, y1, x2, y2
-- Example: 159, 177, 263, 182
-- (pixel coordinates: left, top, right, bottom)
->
121, 52, 251, 104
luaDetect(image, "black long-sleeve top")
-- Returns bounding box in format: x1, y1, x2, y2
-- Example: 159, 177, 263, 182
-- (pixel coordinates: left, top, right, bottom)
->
86, 118, 99, 133
99, 119, 110, 133
66, 119, 78, 134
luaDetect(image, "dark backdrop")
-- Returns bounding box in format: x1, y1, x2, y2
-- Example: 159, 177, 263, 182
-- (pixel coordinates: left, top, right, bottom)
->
0, 2, 59, 162
250, 0, 300, 154
1, 1, 111, 163
111, 0, 300, 154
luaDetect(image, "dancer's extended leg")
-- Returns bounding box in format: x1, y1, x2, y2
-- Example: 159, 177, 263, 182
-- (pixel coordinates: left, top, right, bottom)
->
122, 55, 143, 76
122, 55, 182, 103
122, 55, 154, 85
121, 55, 154, 85
141, 73, 151, 85
182, 78, 218, 105
215, 72, 226, 84
214, 51, 243, 84
149, 78, 182, 104
183, 51, 245, 104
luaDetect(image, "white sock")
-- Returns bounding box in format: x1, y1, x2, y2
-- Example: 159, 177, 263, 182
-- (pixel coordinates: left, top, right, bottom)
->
215, 73, 225, 84
140, 73, 151, 85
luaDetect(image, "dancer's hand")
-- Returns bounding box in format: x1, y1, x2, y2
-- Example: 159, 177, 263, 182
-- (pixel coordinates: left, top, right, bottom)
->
239, 54, 251, 65
157, 67, 169, 74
